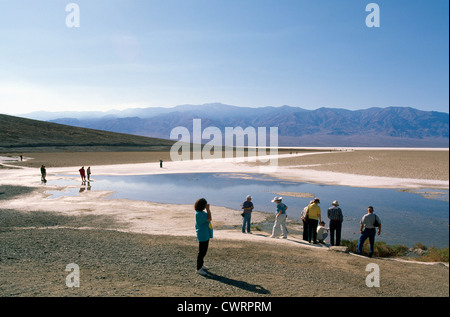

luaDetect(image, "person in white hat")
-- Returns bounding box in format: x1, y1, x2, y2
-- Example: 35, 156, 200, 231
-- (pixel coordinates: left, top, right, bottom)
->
270, 196, 288, 239
241, 195, 254, 234
327, 200, 344, 246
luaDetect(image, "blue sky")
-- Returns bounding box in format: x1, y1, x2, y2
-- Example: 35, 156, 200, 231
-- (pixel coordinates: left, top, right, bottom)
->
0, 0, 448, 114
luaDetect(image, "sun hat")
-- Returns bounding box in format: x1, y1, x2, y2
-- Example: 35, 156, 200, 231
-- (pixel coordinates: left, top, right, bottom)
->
314, 197, 320, 203
332, 200, 339, 206
246, 195, 252, 199
271, 196, 282, 202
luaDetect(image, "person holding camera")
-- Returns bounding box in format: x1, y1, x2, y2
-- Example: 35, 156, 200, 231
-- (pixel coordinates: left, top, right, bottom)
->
195, 198, 213, 275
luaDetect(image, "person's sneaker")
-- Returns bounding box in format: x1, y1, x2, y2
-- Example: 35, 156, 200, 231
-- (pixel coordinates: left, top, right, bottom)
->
196, 268, 207, 275
201, 265, 210, 271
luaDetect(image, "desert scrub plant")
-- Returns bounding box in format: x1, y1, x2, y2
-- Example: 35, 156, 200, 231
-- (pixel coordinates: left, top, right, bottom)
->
250, 224, 263, 231
417, 246, 449, 263
413, 242, 428, 251
340, 239, 408, 257
341, 239, 358, 252
341, 239, 448, 262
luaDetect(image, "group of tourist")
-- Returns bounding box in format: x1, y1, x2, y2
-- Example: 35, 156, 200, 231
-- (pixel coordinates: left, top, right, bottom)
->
195, 195, 382, 275
300, 197, 344, 245
240, 195, 347, 244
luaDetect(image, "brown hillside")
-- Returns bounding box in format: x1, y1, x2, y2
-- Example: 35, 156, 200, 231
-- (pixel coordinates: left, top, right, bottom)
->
0, 114, 174, 152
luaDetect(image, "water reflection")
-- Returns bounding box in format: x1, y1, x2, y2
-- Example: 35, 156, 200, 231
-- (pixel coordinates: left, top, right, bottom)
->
79, 181, 92, 193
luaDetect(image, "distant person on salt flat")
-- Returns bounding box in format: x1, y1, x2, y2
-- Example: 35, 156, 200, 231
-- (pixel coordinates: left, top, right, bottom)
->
270, 196, 288, 239
160, 159, 163, 168
327, 200, 344, 246
241, 195, 254, 234
79, 166, 86, 183
40, 165, 47, 184
87, 166, 91, 181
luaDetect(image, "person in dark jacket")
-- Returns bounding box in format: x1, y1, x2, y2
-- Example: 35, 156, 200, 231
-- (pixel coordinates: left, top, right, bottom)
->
327, 200, 344, 246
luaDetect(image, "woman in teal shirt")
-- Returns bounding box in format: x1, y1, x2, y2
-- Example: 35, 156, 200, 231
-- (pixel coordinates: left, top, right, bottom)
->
195, 198, 213, 275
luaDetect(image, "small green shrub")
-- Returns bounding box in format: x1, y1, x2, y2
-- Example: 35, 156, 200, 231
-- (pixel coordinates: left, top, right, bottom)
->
251, 224, 263, 231
341, 239, 408, 257
341, 239, 448, 262
413, 242, 428, 251
417, 246, 449, 263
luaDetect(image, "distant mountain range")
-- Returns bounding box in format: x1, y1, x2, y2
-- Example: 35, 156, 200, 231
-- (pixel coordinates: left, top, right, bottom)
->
19, 103, 449, 147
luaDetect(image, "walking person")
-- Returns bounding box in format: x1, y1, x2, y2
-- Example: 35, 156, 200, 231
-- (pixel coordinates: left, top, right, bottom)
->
195, 198, 213, 275
305, 198, 321, 244
327, 200, 344, 246
357, 206, 382, 258
241, 195, 254, 234
79, 167, 86, 183
87, 166, 91, 181
270, 196, 288, 239
40, 165, 47, 184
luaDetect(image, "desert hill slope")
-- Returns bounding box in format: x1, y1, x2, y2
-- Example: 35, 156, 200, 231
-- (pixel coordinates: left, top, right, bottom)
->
0, 114, 174, 153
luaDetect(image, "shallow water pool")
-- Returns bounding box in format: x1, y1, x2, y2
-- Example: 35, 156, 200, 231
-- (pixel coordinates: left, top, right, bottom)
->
48, 173, 449, 248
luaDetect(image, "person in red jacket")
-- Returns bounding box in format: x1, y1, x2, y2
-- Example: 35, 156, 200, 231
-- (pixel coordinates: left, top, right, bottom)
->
79, 166, 86, 183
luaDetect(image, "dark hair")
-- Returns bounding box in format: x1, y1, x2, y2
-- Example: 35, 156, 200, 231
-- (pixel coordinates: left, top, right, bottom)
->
368, 206, 374, 211
195, 198, 208, 211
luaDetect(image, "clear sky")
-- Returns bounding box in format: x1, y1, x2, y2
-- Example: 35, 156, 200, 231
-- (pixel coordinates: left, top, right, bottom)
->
0, 0, 448, 114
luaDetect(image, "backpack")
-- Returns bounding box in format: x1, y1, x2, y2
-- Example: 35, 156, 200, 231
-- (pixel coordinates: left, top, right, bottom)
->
301, 206, 309, 221
373, 215, 380, 227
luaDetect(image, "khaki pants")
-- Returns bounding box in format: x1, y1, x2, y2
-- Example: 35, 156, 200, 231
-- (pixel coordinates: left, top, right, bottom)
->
271, 214, 287, 238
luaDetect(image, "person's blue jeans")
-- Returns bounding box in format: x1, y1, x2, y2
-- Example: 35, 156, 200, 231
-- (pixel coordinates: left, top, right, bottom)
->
242, 213, 251, 233
357, 228, 376, 257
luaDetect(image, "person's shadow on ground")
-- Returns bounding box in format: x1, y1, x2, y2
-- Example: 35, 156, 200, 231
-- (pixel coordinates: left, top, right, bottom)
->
202, 272, 270, 295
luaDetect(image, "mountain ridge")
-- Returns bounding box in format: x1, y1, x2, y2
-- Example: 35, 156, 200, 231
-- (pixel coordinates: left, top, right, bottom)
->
13, 104, 450, 148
